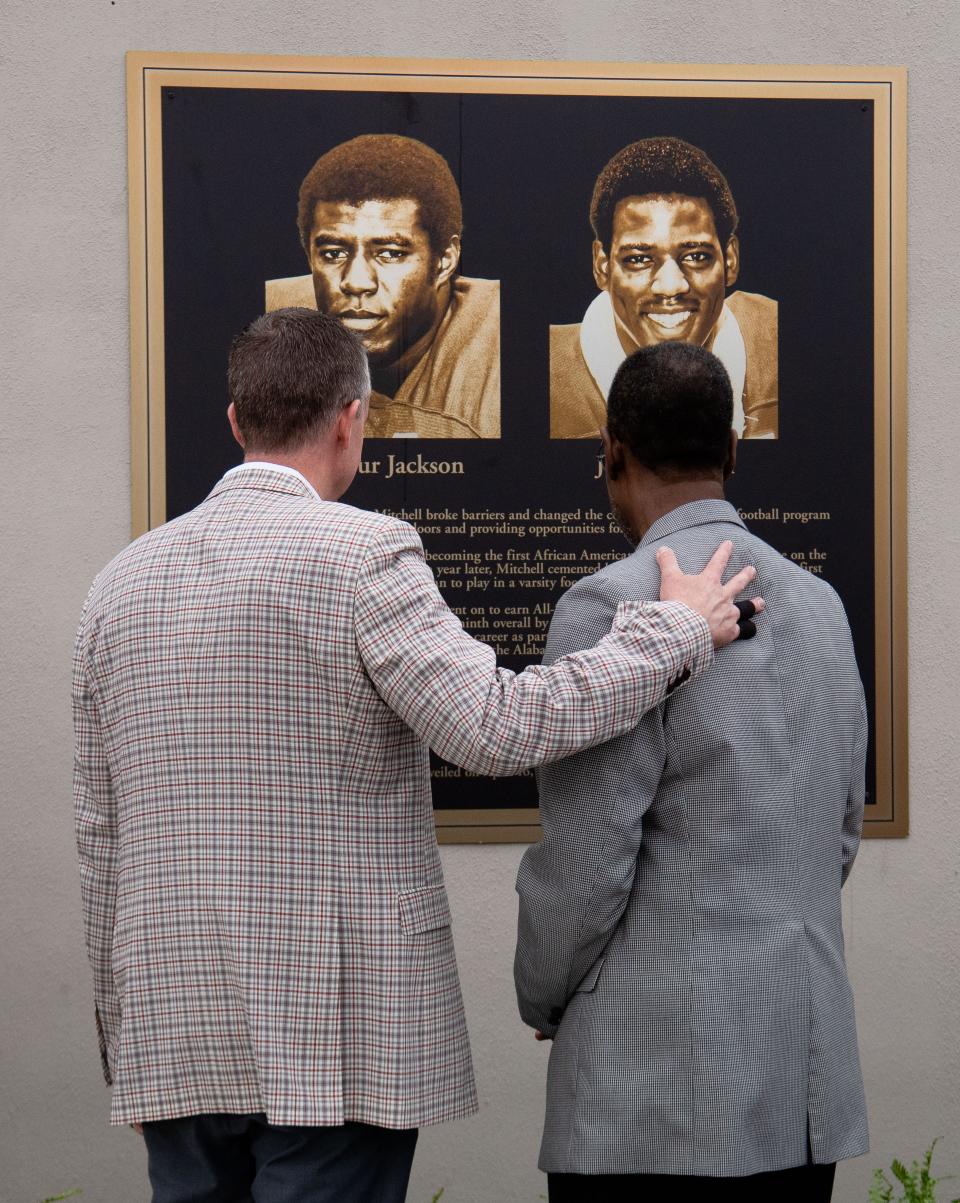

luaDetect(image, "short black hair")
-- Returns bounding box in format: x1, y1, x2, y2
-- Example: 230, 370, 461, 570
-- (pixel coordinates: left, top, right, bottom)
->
590, 136, 738, 251
228, 308, 369, 452
297, 134, 463, 259
607, 342, 733, 475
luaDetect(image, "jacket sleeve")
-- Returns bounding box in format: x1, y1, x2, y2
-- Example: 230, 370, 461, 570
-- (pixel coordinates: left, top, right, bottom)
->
514, 572, 669, 1036
353, 522, 711, 778
72, 619, 120, 1085
842, 683, 869, 885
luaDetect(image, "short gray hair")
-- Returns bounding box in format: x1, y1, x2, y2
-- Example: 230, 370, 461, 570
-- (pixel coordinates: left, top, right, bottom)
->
228, 308, 370, 452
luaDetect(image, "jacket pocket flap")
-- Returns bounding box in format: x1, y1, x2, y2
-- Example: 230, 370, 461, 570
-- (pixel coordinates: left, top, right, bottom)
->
397, 885, 452, 935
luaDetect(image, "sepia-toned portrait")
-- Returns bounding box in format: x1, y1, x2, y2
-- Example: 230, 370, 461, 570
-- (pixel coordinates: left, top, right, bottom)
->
266, 134, 501, 439
551, 136, 778, 440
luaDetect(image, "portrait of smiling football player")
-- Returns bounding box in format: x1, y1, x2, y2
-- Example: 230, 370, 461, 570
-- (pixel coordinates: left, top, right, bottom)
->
267, 133, 500, 439
550, 136, 778, 440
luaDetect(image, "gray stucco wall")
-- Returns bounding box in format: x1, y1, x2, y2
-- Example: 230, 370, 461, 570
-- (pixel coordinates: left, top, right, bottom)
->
2, 3, 957, 1200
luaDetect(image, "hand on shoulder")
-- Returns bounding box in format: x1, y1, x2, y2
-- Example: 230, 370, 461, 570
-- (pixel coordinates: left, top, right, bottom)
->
656, 541, 764, 648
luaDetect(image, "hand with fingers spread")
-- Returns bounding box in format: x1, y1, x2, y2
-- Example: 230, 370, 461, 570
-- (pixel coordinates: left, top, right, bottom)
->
656, 540, 765, 648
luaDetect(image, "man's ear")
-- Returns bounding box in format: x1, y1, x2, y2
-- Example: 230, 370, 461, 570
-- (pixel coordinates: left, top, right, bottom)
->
601, 425, 626, 481
723, 428, 739, 480
334, 398, 364, 447
227, 402, 246, 450
724, 235, 740, 289
435, 235, 461, 288
592, 239, 611, 291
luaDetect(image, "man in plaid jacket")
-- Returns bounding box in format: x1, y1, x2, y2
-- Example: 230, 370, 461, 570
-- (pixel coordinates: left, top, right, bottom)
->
74, 309, 759, 1202
515, 342, 868, 1202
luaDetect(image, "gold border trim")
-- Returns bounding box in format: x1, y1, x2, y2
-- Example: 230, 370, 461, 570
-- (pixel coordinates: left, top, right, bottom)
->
127, 55, 148, 537
127, 52, 905, 84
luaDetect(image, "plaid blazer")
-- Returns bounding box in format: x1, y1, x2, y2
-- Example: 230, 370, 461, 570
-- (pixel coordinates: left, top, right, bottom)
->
73, 465, 712, 1128
515, 500, 869, 1176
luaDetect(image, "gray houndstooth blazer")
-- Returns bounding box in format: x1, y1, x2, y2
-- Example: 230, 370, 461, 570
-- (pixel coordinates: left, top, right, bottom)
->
515, 499, 869, 1177
73, 464, 713, 1129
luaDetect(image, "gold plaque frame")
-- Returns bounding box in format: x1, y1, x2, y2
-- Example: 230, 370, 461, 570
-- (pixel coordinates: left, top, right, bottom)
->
127, 53, 907, 840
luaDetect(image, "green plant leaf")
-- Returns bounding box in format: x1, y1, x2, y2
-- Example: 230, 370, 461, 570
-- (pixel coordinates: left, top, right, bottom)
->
891, 1159, 909, 1182
869, 1169, 895, 1203
39, 1193, 83, 1203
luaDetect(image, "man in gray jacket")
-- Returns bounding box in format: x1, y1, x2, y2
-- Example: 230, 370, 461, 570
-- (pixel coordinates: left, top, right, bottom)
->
515, 341, 867, 1202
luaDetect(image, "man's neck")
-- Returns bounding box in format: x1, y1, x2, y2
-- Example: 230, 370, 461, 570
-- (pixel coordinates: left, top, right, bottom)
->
635, 478, 726, 540
243, 450, 338, 501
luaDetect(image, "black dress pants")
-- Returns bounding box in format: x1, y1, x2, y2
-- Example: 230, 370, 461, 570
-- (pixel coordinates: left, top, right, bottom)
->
142, 1113, 418, 1203
549, 1160, 836, 1202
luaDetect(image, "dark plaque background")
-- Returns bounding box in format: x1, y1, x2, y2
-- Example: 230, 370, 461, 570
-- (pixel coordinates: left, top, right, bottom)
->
161, 87, 876, 818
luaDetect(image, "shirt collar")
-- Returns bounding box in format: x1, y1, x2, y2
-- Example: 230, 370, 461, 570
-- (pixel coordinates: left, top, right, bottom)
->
222, 461, 323, 502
